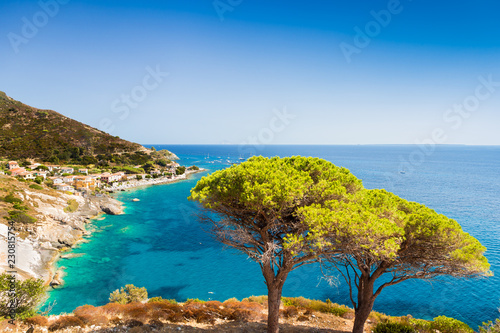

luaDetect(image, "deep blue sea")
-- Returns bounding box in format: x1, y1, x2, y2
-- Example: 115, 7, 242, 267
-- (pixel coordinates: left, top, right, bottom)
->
45, 145, 500, 329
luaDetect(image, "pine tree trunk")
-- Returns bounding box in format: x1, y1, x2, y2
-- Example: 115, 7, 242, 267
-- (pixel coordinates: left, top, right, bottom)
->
267, 281, 284, 333
352, 277, 376, 333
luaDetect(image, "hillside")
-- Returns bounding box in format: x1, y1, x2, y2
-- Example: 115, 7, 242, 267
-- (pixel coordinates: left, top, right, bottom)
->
0, 91, 147, 162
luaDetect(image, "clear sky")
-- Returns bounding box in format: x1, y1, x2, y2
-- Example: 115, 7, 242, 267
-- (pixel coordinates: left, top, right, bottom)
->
1, 0, 500, 145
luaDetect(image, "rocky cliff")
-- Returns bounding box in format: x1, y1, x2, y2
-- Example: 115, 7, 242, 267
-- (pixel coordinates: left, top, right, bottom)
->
0, 176, 123, 284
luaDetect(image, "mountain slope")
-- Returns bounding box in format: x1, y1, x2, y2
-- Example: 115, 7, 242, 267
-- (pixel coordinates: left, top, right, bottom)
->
0, 91, 147, 161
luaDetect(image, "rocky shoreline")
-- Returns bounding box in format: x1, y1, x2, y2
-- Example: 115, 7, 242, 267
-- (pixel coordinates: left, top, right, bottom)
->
0, 189, 124, 286
0, 167, 206, 306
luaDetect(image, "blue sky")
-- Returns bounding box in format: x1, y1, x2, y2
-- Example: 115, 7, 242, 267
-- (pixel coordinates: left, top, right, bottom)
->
1, 0, 500, 145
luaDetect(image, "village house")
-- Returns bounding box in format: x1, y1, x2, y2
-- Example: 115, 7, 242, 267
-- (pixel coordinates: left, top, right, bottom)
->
49, 177, 64, 185
10, 167, 27, 177
74, 176, 97, 191
28, 163, 41, 170
150, 169, 161, 176
100, 173, 122, 183
7, 161, 19, 170
63, 175, 76, 183
60, 167, 74, 174
55, 184, 74, 192
32, 171, 48, 179
126, 174, 138, 181
78, 168, 88, 175
18, 171, 36, 180
45, 164, 60, 172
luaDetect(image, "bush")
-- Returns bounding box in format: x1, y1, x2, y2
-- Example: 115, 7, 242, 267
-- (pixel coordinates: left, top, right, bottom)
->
24, 315, 49, 326
0, 273, 45, 319
29, 184, 43, 190
480, 318, 500, 333
409, 318, 431, 331
73, 304, 109, 325
281, 306, 299, 318
176, 166, 186, 175
188, 165, 199, 171
109, 284, 148, 304
48, 316, 85, 331
3, 193, 22, 203
431, 316, 474, 333
64, 199, 79, 213
34, 177, 44, 184
374, 322, 415, 333
7, 210, 37, 224
12, 202, 28, 211
147, 296, 177, 304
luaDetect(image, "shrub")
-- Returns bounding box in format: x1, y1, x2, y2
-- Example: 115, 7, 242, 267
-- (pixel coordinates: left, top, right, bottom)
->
0, 273, 45, 319
12, 202, 28, 211
29, 184, 43, 190
3, 193, 22, 203
24, 315, 49, 326
297, 315, 309, 321
109, 284, 148, 304
7, 210, 37, 224
431, 316, 474, 333
73, 305, 109, 325
188, 165, 199, 171
123, 302, 151, 322
48, 316, 85, 331
242, 296, 266, 304
148, 296, 167, 303
185, 298, 206, 304
281, 306, 299, 318
374, 322, 415, 333
64, 199, 79, 213
176, 166, 186, 175
479, 318, 500, 333
409, 318, 432, 331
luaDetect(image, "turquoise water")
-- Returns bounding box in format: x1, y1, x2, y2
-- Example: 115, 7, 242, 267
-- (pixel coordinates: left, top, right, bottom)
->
45, 145, 500, 328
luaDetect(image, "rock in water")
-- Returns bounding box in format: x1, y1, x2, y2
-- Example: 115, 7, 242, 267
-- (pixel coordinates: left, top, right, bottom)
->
132, 198, 140, 202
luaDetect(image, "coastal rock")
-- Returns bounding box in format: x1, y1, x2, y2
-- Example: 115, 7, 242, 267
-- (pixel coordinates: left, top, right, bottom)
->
100, 203, 123, 215
50, 270, 64, 287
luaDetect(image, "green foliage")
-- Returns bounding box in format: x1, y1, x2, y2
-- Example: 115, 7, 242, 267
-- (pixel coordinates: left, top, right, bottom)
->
12, 202, 28, 211
109, 284, 148, 304
34, 176, 44, 184
147, 296, 177, 304
0, 273, 45, 319
188, 165, 199, 171
7, 210, 37, 224
374, 322, 415, 333
112, 165, 145, 174
29, 184, 43, 190
64, 199, 79, 213
431, 316, 474, 333
185, 298, 206, 304
3, 193, 22, 203
281, 297, 350, 317
479, 318, 500, 333
176, 166, 186, 175
409, 318, 432, 331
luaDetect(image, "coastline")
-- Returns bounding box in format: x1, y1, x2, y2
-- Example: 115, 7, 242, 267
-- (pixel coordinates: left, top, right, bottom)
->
102, 168, 206, 193
44, 168, 207, 290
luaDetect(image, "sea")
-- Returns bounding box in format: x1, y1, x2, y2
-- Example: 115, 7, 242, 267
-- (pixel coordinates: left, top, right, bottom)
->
44, 145, 500, 329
